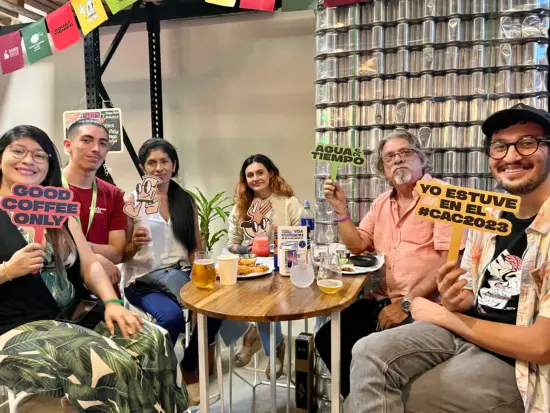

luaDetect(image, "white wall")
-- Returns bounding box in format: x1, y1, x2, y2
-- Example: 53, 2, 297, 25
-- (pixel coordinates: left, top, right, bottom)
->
0, 10, 316, 254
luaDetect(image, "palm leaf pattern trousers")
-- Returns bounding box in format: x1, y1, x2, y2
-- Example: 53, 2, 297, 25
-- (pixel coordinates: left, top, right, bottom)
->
0, 319, 189, 412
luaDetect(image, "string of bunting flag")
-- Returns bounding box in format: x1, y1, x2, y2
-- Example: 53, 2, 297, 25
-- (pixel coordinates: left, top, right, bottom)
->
206, 0, 365, 10
0, 0, 323, 76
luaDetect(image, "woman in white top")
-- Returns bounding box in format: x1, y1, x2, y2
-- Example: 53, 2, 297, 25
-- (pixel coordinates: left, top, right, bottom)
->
222, 154, 303, 379
122, 138, 222, 405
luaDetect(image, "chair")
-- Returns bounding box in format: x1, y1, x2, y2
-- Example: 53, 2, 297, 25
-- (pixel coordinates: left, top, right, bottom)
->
0, 387, 32, 413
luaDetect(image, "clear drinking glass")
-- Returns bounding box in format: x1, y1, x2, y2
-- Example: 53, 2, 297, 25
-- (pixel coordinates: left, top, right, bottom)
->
192, 251, 216, 289
310, 243, 328, 274
317, 252, 343, 295
335, 243, 349, 265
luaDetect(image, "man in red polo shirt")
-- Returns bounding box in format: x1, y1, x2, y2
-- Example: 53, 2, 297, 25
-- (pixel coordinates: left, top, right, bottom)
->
63, 119, 126, 286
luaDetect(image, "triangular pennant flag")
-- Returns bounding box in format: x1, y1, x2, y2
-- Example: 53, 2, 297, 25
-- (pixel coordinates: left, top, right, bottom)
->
71, 0, 108, 35
104, 0, 138, 15
281, 0, 316, 11
324, 0, 365, 6
46, 3, 81, 51
21, 19, 53, 65
0, 32, 25, 74
240, 0, 276, 11
206, 0, 237, 6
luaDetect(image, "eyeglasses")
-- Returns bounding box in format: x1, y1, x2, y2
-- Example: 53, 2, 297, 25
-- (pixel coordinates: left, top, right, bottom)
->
487, 136, 550, 160
7, 144, 50, 164
381, 148, 416, 165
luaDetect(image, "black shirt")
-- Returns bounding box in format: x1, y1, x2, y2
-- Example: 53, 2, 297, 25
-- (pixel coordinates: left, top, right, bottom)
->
466, 212, 534, 366
0, 211, 87, 336
472, 212, 534, 325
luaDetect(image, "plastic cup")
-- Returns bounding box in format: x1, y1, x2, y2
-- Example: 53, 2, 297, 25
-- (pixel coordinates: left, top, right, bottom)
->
218, 254, 239, 285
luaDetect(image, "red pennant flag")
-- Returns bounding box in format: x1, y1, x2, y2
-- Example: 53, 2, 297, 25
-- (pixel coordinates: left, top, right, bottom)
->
46, 3, 81, 51
0, 32, 24, 74
240, 0, 276, 11
324, 0, 365, 6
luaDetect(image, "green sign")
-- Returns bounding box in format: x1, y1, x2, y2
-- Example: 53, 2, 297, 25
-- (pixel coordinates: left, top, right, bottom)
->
311, 144, 366, 180
104, 0, 138, 14
282, 0, 316, 11
21, 20, 52, 65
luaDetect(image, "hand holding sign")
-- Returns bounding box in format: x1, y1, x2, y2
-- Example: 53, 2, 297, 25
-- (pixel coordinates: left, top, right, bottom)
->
414, 181, 521, 264
311, 144, 366, 181
0, 184, 81, 245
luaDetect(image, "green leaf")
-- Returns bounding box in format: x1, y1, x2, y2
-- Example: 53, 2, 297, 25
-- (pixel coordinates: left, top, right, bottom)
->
195, 187, 208, 205
214, 196, 232, 207
214, 207, 229, 222
209, 228, 228, 248
209, 192, 223, 207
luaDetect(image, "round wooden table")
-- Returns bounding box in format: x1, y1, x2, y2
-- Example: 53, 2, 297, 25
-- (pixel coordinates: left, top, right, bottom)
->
181, 271, 370, 413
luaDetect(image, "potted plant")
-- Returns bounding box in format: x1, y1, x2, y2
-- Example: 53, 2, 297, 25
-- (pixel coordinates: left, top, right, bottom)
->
186, 187, 233, 252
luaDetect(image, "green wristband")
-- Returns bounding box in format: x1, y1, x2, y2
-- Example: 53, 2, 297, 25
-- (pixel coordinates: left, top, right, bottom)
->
104, 299, 124, 306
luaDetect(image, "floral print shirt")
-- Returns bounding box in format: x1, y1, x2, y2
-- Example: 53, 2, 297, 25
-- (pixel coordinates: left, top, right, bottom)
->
460, 199, 550, 412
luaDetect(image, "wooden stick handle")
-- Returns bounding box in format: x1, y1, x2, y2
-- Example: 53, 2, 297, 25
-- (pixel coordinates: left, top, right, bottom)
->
447, 226, 463, 264
34, 227, 44, 246
330, 163, 339, 181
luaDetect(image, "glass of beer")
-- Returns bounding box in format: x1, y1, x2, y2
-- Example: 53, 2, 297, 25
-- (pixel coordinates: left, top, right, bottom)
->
317, 252, 343, 295
192, 251, 216, 289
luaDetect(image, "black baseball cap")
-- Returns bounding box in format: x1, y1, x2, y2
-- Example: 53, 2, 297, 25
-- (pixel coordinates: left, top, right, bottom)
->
482, 103, 550, 138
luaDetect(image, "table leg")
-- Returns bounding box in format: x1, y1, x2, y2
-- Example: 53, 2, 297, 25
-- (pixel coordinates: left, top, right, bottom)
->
229, 343, 233, 413
270, 322, 276, 412
198, 314, 210, 413
286, 321, 292, 413
216, 337, 224, 413
304, 318, 308, 333
331, 311, 341, 413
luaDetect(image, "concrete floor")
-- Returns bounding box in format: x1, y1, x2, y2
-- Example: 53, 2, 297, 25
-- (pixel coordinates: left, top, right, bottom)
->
0, 319, 319, 413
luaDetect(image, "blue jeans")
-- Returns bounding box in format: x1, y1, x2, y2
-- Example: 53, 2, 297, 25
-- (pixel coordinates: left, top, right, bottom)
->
219, 320, 283, 356
125, 283, 223, 373
125, 285, 185, 344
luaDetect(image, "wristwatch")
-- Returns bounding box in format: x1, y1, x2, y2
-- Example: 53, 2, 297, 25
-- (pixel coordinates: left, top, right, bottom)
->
401, 297, 412, 314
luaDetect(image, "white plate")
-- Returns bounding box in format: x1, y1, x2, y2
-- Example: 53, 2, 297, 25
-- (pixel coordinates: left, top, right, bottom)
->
341, 254, 385, 275
237, 268, 273, 280
216, 257, 274, 280
342, 266, 373, 275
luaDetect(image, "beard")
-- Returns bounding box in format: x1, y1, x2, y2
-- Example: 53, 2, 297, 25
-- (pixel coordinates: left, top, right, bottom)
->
393, 168, 412, 185
494, 158, 550, 195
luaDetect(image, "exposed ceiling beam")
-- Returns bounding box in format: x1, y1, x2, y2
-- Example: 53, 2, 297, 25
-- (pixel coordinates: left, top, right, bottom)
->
0, 9, 18, 25
25, 0, 55, 13
0, 0, 42, 20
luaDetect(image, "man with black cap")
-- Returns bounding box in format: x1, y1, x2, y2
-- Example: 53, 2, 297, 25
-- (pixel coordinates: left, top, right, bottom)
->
346, 104, 550, 413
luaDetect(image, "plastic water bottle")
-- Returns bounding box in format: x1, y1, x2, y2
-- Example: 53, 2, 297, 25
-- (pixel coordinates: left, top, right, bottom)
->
273, 226, 279, 272
300, 200, 315, 243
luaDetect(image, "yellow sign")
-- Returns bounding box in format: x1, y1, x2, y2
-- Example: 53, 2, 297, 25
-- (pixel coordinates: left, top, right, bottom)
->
415, 181, 521, 262
205, 0, 237, 6
70, 0, 108, 35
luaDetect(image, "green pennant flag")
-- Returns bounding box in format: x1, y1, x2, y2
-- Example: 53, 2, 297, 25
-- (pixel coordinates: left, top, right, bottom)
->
104, 0, 138, 14
281, 0, 316, 11
21, 19, 52, 65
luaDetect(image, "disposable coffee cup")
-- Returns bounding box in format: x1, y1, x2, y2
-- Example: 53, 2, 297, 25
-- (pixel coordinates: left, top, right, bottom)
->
218, 254, 238, 285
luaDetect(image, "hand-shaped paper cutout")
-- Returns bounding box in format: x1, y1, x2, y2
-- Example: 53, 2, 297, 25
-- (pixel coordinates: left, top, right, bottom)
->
240, 198, 273, 238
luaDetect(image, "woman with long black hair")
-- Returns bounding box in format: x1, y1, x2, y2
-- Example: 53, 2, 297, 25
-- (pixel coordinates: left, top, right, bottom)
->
121, 138, 221, 405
